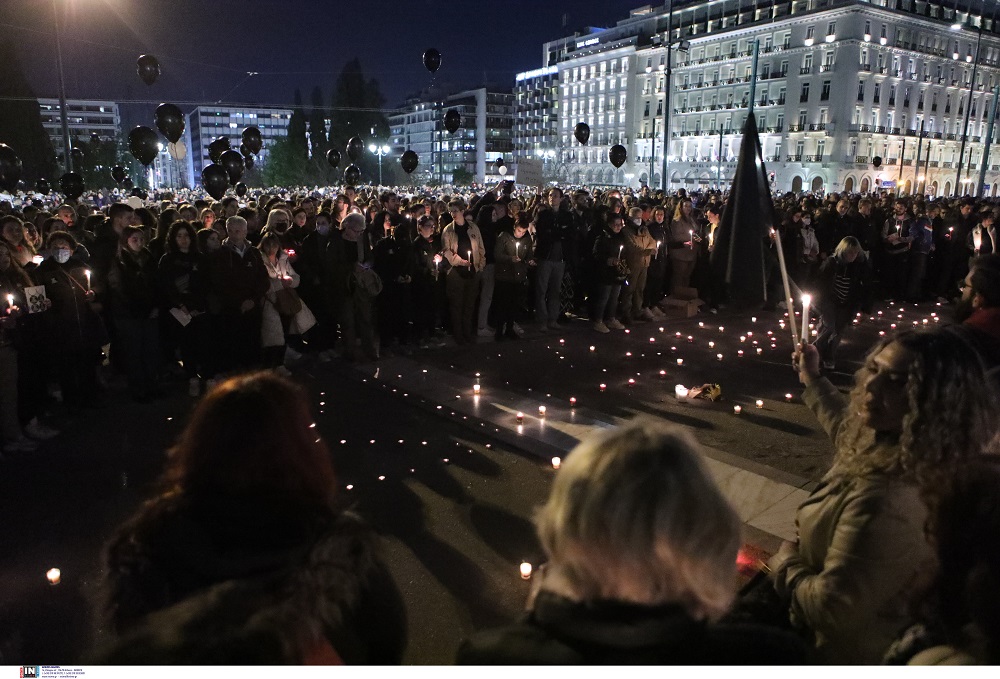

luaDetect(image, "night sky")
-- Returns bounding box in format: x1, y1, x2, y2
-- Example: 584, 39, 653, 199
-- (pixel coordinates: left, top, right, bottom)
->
3, 0, 632, 124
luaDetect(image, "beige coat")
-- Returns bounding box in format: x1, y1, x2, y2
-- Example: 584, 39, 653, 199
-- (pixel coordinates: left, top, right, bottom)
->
623, 221, 657, 269
441, 220, 486, 271
769, 378, 934, 665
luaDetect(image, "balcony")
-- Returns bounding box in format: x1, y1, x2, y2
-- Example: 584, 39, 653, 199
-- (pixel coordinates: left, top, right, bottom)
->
799, 66, 813, 75
885, 158, 898, 166
860, 64, 872, 72
785, 154, 803, 162
803, 155, 825, 162
943, 162, 954, 169
808, 123, 827, 131
929, 161, 939, 167
854, 156, 869, 164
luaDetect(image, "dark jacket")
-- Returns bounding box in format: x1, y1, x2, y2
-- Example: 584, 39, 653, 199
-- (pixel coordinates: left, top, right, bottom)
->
103, 500, 407, 664
32, 256, 107, 352
534, 205, 576, 262
457, 591, 808, 665
815, 252, 873, 311
495, 231, 533, 283
108, 248, 159, 319
157, 251, 207, 313
593, 226, 629, 285
411, 233, 444, 284
208, 242, 270, 314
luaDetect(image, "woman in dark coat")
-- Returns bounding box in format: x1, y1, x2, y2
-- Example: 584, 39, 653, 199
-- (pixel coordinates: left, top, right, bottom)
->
103, 372, 407, 664
457, 420, 807, 665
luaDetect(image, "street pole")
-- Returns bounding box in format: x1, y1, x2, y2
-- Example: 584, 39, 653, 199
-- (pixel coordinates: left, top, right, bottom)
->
52, 0, 72, 173
924, 140, 933, 195
748, 39, 761, 117
977, 84, 999, 198
898, 138, 906, 193
649, 118, 656, 188
718, 128, 723, 189
913, 120, 924, 195
954, 19, 983, 196
660, 0, 673, 194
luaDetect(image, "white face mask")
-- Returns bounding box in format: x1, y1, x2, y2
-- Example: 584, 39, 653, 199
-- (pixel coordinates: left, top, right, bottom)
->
801, 218, 811, 226
316, 224, 331, 236
54, 249, 71, 264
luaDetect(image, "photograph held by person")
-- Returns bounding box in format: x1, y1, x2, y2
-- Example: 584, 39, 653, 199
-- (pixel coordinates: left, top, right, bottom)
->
458, 420, 808, 665
101, 372, 407, 664
765, 329, 1000, 664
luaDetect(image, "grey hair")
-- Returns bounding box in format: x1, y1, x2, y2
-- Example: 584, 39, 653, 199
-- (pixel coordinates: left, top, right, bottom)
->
534, 419, 741, 620
225, 216, 247, 232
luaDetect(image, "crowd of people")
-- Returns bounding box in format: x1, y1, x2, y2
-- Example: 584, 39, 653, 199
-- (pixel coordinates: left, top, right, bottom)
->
2, 180, 1000, 665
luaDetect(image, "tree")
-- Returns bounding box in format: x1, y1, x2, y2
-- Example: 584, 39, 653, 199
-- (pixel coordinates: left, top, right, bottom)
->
261, 136, 308, 187
0, 41, 56, 183
453, 167, 475, 185
328, 59, 392, 186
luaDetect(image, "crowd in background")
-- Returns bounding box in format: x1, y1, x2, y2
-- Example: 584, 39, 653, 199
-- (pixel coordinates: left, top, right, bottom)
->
2, 181, 1000, 665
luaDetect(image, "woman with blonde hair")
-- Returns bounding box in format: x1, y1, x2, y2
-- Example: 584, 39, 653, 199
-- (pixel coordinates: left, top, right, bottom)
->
768, 329, 1000, 664
458, 420, 807, 664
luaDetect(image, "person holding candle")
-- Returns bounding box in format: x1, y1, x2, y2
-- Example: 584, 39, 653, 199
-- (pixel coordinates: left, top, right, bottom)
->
32, 231, 106, 410
457, 419, 807, 664
880, 201, 913, 302
769, 329, 1000, 664
157, 221, 209, 397
493, 213, 535, 340
967, 210, 997, 261
372, 217, 414, 354
260, 233, 315, 373
101, 372, 407, 664
620, 207, 658, 325
667, 199, 700, 296
589, 213, 629, 333
812, 237, 873, 371
441, 200, 484, 345
643, 206, 669, 317
531, 188, 575, 332
410, 216, 446, 349
0, 241, 42, 453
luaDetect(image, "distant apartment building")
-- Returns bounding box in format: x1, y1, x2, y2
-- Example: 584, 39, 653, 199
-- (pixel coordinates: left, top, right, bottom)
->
185, 105, 292, 186
390, 87, 514, 184
38, 98, 121, 151
513, 0, 1000, 197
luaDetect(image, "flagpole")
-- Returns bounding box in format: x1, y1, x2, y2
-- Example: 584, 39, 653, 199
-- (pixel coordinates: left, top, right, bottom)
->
977, 85, 999, 198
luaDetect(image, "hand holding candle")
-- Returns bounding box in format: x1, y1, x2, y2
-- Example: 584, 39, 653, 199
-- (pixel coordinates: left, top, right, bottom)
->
800, 294, 812, 345
85, 269, 92, 290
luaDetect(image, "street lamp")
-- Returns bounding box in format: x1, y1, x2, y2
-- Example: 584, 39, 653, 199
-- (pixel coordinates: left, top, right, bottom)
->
953, 2, 985, 196
369, 143, 390, 186
52, 0, 72, 172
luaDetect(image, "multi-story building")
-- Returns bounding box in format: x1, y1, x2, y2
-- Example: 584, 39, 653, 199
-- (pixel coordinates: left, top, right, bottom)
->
516, 1, 1000, 197
38, 98, 120, 150
390, 87, 514, 184
513, 66, 560, 177
184, 105, 292, 187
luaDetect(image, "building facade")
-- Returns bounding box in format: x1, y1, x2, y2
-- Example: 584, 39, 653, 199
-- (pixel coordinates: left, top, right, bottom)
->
390, 88, 514, 185
516, 0, 1000, 196
513, 66, 560, 178
184, 105, 292, 187
38, 98, 121, 150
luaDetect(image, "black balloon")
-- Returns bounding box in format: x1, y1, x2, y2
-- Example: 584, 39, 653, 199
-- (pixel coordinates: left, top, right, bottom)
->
444, 109, 461, 134
241, 126, 262, 155
71, 147, 86, 165
346, 136, 364, 162
111, 165, 127, 184
35, 178, 50, 194
154, 103, 185, 143
0, 144, 23, 192
344, 164, 361, 185
201, 164, 229, 200
326, 148, 341, 168
400, 150, 419, 174
872, 156, 883, 168
574, 122, 591, 145
423, 48, 442, 74
128, 126, 159, 166
220, 149, 244, 184
609, 144, 627, 168
239, 142, 251, 157
235, 182, 248, 198
137, 54, 160, 86
244, 155, 254, 169
59, 172, 84, 200
494, 157, 506, 171
122, 177, 134, 190
208, 137, 231, 164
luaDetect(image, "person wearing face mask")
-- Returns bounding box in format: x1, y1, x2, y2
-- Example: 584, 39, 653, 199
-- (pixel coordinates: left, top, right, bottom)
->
621, 207, 658, 324
32, 231, 106, 409
263, 209, 295, 251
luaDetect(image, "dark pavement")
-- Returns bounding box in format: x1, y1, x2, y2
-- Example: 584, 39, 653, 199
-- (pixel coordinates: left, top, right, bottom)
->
0, 299, 947, 664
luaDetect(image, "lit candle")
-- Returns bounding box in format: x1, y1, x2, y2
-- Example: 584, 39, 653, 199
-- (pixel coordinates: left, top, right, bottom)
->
655, 240, 661, 259
755, 399, 764, 409
751, 316, 757, 322
717, 353, 724, 361
718, 326, 724, 333
699, 322, 704, 328
473, 384, 481, 395
84, 269, 91, 289
520, 561, 533, 579
569, 397, 576, 406
515, 242, 520, 258
659, 369, 666, 376
6, 294, 12, 310
628, 378, 636, 386
740, 335, 746, 342
733, 405, 742, 414
551, 457, 561, 470
619, 244, 624, 258
689, 229, 694, 249
801, 294, 811, 334
46, 568, 61, 585
538, 405, 547, 416
467, 250, 472, 267
737, 349, 744, 356
687, 335, 693, 342
516, 411, 524, 423
756, 348, 763, 355
676, 358, 684, 366
708, 341, 715, 349
785, 393, 793, 401
599, 383, 606, 391
674, 384, 689, 399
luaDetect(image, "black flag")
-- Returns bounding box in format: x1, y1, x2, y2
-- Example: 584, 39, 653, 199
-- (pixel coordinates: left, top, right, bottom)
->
709, 114, 776, 309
